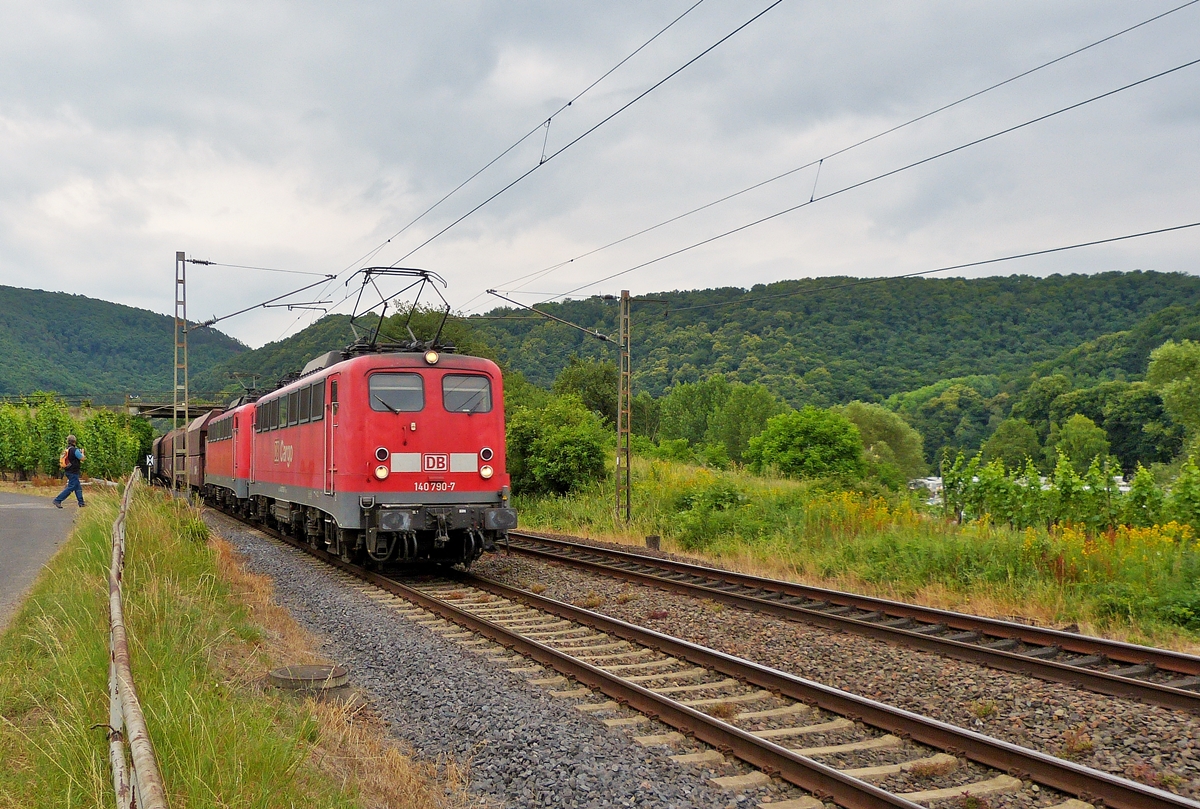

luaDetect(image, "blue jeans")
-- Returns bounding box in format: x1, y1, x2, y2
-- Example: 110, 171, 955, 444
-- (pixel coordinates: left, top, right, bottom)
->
55, 473, 84, 506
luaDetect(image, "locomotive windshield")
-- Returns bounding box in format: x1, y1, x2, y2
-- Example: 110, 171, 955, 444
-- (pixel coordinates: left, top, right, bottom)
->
370, 373, 424, 412
443, 374, 492, 413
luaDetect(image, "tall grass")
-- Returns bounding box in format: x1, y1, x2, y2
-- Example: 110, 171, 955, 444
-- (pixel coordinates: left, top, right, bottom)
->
0, 487, 467, 807
515, 457, 1200, 649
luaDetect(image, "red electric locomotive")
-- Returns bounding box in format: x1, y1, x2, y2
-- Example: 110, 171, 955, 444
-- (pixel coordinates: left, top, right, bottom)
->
198, 344, 516, 565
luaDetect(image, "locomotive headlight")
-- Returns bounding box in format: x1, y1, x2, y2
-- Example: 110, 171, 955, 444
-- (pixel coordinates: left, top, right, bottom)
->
424, 350, 439, 365
374, 465, 390, 480
479, 464, 494, 479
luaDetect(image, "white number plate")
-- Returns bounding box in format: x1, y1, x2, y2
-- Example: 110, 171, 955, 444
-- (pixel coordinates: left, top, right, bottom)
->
415, 481, 455, 492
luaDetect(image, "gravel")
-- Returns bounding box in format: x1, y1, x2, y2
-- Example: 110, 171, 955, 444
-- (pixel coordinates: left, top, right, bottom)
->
206, 512, 751, 809
475, 546, 1200, 799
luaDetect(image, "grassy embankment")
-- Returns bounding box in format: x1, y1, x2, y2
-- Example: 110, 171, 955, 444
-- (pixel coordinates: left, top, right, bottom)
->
0, 484, 469, 808
516, 457, 1200, 652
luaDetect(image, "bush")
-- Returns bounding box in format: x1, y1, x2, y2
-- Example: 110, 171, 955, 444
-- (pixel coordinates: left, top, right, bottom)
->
674, 478, 750, 550
506, 395, 611, 495
747, 407, 863, 479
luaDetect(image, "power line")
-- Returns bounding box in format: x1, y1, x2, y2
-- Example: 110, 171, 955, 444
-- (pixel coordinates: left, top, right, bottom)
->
545, 54, 1200, 301
330, 0, 711, 282
659, 220, 1200, 312
268, 1, 714, 342
391, 0, 787, 266
464, 0, 1200, 310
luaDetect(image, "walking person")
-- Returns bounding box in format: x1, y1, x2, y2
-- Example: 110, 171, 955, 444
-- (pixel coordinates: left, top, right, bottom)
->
53, 435, 86, 509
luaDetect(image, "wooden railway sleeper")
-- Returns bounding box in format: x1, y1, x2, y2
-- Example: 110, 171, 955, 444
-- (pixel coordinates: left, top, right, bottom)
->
1110, 662, 1155, 678
911, 622, 947, 635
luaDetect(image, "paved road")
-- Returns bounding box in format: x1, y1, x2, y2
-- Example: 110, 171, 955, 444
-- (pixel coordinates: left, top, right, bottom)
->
0, 490, 80, 631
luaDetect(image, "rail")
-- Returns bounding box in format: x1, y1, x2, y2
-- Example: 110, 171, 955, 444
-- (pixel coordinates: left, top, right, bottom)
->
106, 474, 169, 809
234, 508, 1193, 809
506, 531, 1200, 713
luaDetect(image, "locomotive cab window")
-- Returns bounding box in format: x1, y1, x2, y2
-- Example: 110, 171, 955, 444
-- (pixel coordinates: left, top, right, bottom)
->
442, 375, 492, 413
370, 373, 424, 412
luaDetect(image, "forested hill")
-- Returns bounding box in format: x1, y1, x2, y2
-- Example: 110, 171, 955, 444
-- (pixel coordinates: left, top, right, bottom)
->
0, 285, 246, 400
189, 314, 356, 394
8, 271, 1195, 407
1034, 300, 1200, 382
470, 271, 1200, 405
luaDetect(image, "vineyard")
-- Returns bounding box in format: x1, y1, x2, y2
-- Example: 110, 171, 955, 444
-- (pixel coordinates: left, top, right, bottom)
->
0, 394, 151, 481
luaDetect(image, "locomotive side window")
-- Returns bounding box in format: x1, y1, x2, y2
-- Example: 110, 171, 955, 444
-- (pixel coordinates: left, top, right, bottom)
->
288, 390, 300, 426
370, 373, 424, 412
311, 380, 325, 421
442, 375, 492, 413
278, 396, 289, 428
298, 385, 311, 423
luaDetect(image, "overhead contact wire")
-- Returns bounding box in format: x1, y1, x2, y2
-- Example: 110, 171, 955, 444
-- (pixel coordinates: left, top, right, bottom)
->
270, 0, 712, 340
392, 0, 787, 266
547, 55, 1200, 301
466, 0, 1200, 309
350, 0, 711, 274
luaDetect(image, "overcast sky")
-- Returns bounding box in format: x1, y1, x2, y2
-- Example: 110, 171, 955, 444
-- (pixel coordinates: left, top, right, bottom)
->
1, 1, 1198, 348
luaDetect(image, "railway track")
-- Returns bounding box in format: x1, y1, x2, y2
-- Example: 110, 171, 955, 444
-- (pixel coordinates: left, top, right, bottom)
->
218, 508, 1196, 809
504, 531, 1200, 714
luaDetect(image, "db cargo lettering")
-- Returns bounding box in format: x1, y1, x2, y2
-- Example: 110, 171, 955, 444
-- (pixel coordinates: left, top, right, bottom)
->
273, 440, 294, 466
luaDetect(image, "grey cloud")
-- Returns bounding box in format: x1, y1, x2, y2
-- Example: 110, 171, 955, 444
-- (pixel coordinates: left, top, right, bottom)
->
0, 1, 1197, 347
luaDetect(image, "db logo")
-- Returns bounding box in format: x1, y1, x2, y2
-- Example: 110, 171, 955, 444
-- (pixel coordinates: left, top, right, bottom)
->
423, 453, 449, 472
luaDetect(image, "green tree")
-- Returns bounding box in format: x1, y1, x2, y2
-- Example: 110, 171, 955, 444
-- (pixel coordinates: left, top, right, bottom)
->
706, 383, 785, 463
503, 369, 552, 415
910, 384, 995, 463
1099, 382, 1183, 471
506, 395, 610, 495
552, 355, 618, 424
747, 407, 863, 479
1010, 375, 1073, 442
631, 391, 662, 441
658, 376, 731, 446
1148, 339, 1200, 440
981, 418, 1041, 472
836, 401, 926, 484
1046, 414, 1109, 475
